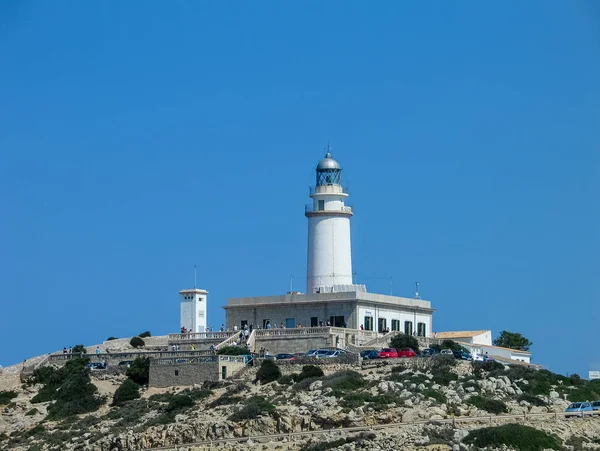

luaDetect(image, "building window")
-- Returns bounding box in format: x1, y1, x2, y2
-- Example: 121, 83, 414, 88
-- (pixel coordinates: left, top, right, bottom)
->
221, 366, 227, 380
391, 319, 400, 331
364, 316, 373, 331
318, 200, 325, 211
285, 318, 296, 329
404, 321, 413, 336
378, 318, 387, 333
417, 322, 426, 337
174, 370, 179, 376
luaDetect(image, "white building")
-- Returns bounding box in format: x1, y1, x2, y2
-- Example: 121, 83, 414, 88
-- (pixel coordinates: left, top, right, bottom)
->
436, 329, 532, 364
179, 288, 208, 333
225, 149, 434, 336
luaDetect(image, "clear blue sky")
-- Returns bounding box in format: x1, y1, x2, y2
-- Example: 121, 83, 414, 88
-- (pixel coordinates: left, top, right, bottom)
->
1, 2, 598, 376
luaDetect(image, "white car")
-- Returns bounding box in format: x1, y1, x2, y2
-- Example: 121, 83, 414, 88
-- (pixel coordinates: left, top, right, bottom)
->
472, 353, 484, 361
440, 349, 453, 355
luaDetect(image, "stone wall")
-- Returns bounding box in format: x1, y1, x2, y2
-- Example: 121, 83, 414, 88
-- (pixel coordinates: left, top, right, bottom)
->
149, 362, 219, 388
254, 335, 334, 354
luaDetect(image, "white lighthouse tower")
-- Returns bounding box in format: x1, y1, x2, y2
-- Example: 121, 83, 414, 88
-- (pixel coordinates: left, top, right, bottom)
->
306, 149, 354, 294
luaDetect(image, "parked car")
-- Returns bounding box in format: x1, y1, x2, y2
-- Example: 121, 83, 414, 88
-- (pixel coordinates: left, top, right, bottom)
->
360, 350, 380, 360
452, 350, 473, 361
274, 353, 294, 360
421, 348, 437, 357
591, 401, 600, 412
319, 350, 343, 358
305, 349, 332, 358
440, 349, 453, 356
290, 352, 305, 361
379, 348, 399, 358
397, 348, 417, 358
87, 362, 107, 370
565, 402, 594, 417
118, 360, 134, 367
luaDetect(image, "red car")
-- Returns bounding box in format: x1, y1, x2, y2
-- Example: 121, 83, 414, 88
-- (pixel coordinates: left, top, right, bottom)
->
397, 348, 417, 358
379, 347, 399, 358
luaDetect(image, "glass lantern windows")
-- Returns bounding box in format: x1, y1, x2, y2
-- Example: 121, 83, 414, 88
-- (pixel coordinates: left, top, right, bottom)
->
316, 169, 341, 186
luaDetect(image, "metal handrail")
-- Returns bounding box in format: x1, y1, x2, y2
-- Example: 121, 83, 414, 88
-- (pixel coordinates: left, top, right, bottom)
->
304, 204, 353, 214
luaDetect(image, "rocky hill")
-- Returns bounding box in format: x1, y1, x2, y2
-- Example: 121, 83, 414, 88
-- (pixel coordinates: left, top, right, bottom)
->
1, 353, 600, 451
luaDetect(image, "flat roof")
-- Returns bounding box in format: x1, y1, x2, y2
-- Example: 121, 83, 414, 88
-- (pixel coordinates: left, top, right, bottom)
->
224, 290, 433, 312
436, 330, 490, 339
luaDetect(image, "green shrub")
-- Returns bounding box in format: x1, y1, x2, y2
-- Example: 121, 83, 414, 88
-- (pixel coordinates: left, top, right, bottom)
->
129, 336, 145, 348
278, 374, 295, 385
390, 334, 419, 352
0, 391, 18, 405
467, 395, 508, 414
339, 392, 369, 409
217, 346, 248, 355
323, 371, 365, 392
25, 408, 38, 416
106, 336, 118, 341
424, 425, 455, 445
138, 331, 151, 338
368, 393, 404, 411
25, 407, 40, 417
464, 424, 561, 451
431, 367, 458, 385
29, 358, 104, 419
112, 379, 140, 406
297, 365, 324, 381
567, 385, 600, 402
105, 399, 153, 429
430, 340, 467, 353
229, 396, 275, 421
255, 359, 281, 384
422, 388, 447, 403
72, 344, 87, 354
126, 357, 150, 385
472, 360, 504, 377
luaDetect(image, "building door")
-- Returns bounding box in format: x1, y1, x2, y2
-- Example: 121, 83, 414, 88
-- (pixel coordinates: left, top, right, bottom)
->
329, 316, 345, 327
221, 366, 227, 380
404, 321, 413, 336
378, 318, 387, 333
262, 319, 271, 329
240, 320, 248, 329
310, 317, 318, 327
364, 316, 373, 331
285, 318, 296, 329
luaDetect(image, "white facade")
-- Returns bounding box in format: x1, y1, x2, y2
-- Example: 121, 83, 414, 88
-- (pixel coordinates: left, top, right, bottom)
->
462, 343, 531, 364
306, 153, 354, 294
357, 305, 432, 337
179, 288, 208, 333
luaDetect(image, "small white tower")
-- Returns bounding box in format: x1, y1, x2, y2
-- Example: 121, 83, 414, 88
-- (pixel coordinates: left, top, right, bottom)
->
179, 288, 208, 333
306, 149, 354, 294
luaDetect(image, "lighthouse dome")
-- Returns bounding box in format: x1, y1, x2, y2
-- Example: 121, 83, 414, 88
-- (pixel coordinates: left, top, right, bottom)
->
316, 152, 342, 171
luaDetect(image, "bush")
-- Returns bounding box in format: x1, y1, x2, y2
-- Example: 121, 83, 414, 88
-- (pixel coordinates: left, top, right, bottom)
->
464, 424, 561, 451
138, 331, 151, 338
46, 363, 105, 419
430, 340, 467, 353
72, 344, 87, 354
112, 379, 140, 406
126, 357, 150, 385
255, 359, 281, 384
278, 375, 295, 385
0, 391, 18, 405
130, 336, 145, 348
422, 388, 447, 403
25, 408, 38, 416
390, 334, 419, 352
217, 346, 248, 356
229, 396, 274, 421
297, 365, 324, 381
431, 367, 458, 385
467, 395, 508, 414
472, 360, 504, 377
106, 336, 118, 341
323, 371, 365, 392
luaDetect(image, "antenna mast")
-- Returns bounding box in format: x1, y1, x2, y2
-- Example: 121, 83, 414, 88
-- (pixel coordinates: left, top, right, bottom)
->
194, 265, 197, 289
415, 281, 420, 299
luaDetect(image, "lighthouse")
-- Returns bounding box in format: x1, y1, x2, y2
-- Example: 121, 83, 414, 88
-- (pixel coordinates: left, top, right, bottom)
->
306, 150, 354, 294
